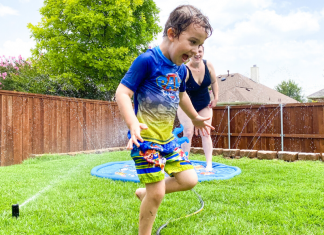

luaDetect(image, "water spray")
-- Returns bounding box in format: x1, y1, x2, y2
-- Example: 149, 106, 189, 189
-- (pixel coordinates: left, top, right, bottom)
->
9, 157, 91, 220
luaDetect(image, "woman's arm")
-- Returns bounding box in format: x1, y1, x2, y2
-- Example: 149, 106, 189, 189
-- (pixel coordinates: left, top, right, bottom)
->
207, 61, 218, 108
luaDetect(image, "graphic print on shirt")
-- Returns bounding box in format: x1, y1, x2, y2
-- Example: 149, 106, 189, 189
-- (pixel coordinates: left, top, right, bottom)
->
157, 73, 180, 103
157, 73, 180, 91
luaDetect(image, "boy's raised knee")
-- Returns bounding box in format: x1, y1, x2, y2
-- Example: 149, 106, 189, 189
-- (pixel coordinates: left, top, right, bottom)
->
187, 177, 198, 190
175, 169, 198, 190
186, 170, 198, 189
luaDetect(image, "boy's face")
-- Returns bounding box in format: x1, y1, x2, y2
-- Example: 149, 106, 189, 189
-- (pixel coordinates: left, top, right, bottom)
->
168, 23, 207, 66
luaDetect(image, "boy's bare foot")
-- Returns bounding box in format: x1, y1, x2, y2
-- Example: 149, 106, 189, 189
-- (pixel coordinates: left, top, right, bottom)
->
135, 188, 146, 201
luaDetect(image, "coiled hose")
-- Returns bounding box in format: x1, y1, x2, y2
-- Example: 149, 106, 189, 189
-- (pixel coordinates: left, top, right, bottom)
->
156, 188, 204, 235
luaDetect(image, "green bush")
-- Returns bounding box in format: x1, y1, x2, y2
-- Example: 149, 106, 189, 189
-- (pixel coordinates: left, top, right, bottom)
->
0, 55, 115, 100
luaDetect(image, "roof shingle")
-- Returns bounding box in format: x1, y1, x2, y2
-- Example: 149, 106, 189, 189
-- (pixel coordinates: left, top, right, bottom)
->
307, 89, 324, 99
215, 73, 298, 104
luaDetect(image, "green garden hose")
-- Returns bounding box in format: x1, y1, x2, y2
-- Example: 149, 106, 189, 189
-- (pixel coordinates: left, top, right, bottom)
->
156, 188, 204, 235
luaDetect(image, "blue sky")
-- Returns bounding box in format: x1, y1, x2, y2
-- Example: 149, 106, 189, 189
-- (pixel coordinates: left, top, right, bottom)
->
0, 0, 323, 97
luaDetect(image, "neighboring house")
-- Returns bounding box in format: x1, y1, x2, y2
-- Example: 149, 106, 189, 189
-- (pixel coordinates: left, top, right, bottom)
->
307, 89, 324, 102
213, 72, 298, 105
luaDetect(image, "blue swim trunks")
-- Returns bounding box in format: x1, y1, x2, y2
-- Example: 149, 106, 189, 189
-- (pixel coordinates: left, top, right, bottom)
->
130, 139, 193, 184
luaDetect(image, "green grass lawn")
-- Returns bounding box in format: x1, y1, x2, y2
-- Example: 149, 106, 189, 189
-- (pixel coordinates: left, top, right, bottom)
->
0, 151, 323, 235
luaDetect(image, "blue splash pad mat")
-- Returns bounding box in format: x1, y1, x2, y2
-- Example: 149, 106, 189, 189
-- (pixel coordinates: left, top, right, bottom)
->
91, 160, 241, 182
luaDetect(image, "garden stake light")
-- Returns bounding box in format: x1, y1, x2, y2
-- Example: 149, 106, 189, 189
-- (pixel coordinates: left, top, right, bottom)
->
12, 204, 19, 218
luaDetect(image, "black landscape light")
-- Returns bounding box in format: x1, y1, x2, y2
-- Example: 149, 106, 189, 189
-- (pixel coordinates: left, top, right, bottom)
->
12, 204, 19, 218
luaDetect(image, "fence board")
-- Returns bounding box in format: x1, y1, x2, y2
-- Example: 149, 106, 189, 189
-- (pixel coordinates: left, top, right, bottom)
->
6, 96, 14, 166
85, 102, 92, 150
56, 100, 62, 152
61, 101, 68, 153
69, 101, 78, 152
1, 95, 7, 166
28, 98, 33, 158
43, 98, 51, 153
102, 105, 109, 148
95, 103, 102, 149
77, 102, 83, 151
52, 100, 57, 153
82, 102, 87, 150
13, 96, 23, 164
107, 104, 114, 148
21, 97, 29, 161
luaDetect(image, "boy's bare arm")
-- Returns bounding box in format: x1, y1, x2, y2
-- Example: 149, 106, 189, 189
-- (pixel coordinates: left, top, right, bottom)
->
179, 92, 215, 135
115, 84, 147, 148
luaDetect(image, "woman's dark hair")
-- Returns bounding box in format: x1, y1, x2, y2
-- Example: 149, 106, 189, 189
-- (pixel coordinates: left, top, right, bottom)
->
163, 5, 213, 38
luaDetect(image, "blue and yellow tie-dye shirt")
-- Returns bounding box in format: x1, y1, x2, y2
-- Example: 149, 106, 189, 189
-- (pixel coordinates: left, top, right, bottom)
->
121, 46, 187, 144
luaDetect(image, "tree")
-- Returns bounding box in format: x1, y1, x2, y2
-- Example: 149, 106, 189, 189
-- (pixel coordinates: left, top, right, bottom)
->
28, 0, 161, 99
275, 79, 305, 102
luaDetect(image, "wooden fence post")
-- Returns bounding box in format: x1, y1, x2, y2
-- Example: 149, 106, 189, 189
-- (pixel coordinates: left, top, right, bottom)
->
228, 105, 231, 149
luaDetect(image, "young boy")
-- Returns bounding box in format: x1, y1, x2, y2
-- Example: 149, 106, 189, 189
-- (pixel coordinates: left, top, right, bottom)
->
115, 5, 213, 235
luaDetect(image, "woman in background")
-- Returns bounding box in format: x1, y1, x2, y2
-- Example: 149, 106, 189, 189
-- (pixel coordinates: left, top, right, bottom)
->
177, 45, 218, 171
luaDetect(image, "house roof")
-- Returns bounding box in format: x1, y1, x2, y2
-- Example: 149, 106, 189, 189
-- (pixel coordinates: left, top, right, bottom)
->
307, 89, 324, 99
216, 73, 298, 104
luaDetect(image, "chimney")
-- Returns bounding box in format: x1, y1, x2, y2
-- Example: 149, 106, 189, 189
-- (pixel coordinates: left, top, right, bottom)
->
251, 65, 259, 83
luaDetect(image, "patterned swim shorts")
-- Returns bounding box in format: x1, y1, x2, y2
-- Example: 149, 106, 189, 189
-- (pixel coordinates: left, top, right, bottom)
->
130, 139, 193, 184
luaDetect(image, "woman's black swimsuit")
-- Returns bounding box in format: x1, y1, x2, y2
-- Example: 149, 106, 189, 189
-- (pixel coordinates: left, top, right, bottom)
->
186, 60, 211, 112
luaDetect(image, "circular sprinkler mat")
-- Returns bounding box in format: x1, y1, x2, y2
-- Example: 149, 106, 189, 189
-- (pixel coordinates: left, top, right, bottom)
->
91, 160, 241, 182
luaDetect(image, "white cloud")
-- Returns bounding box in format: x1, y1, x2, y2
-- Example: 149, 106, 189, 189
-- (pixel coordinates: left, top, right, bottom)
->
151, 0, 275, 45
251, 10, 320, 32
19, 0, 31, 3
154, 0, 273, 30
154, 1, 320, 48
208, 9, 321, 48
0, 38, 35, 58
0, 4, 19, 17
207, 40, 324, 62
203, 39, 324, 96
277, 1, 292, 8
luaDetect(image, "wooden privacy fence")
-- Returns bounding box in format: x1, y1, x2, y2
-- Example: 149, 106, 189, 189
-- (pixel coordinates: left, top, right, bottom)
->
1, 89, 324, 167
192, 103, 324, 153
0, 90, 128, 166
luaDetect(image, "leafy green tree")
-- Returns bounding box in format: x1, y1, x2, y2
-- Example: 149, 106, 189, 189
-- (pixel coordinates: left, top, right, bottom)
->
275, 79, 305, 102
28, 0, 161, 99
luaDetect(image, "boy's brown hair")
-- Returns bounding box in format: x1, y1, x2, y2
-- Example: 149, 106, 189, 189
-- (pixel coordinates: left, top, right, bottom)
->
163, 5, 213, 39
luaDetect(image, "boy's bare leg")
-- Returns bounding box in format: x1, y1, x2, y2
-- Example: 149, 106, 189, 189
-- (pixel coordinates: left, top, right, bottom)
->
165, 169, 198, 193
136, 169, 197, 201
139, 180, 165, 235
